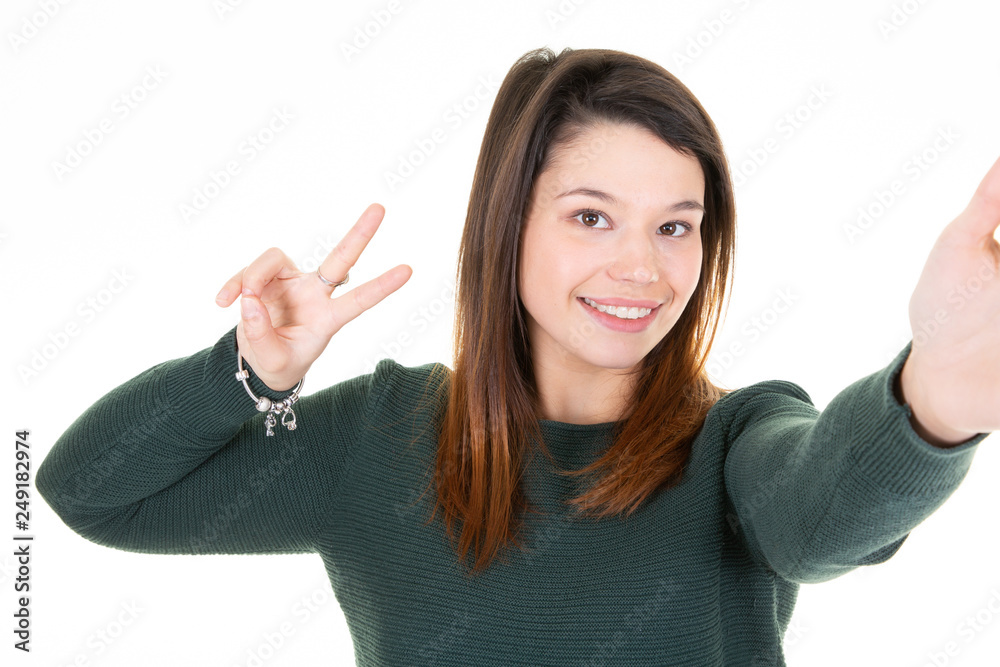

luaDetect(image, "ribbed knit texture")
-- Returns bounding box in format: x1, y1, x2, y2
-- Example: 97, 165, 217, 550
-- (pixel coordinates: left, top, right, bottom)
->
36, 325, 990, 666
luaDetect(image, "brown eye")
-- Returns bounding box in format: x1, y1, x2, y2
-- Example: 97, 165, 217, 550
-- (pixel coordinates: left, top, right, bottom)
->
660, 221, 692, 237
575, 210, 609, 228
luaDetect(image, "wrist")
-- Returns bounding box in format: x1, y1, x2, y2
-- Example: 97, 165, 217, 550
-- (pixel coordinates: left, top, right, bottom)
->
233, 333, 304, 437
896, 354, 978, 448
233, 328, 300, 393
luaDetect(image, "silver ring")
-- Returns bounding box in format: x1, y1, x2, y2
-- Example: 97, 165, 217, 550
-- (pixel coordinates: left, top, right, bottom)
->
317, 269, 349, 288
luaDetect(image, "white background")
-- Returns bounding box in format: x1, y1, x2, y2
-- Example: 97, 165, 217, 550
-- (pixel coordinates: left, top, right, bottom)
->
3, 0, 999, 665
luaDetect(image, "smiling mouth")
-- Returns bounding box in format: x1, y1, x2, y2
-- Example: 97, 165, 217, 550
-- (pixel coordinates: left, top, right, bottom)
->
581, 297, 654, 320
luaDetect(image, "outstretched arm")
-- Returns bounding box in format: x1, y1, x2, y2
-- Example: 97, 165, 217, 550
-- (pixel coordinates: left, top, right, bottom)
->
723, 345, 991, 585
725, 155, 1000, 583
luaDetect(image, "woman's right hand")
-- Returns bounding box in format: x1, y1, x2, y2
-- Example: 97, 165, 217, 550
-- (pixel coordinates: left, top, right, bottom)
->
214, 203, 412, 391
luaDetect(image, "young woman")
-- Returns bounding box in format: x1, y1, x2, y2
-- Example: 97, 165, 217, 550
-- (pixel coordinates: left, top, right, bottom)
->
37, 46, 999, 665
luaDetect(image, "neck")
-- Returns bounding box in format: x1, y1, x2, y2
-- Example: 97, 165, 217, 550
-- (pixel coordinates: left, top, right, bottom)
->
532, 358, 635, 425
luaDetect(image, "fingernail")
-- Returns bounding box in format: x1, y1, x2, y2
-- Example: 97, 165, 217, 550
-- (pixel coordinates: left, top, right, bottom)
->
216, 288, 229, 303
242, 287, 254, 296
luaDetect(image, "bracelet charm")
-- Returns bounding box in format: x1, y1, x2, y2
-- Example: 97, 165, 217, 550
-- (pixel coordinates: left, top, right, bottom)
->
235, 360, 304, 436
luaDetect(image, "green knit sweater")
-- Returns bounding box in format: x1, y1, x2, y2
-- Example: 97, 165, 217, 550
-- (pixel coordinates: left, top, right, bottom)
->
36, 325, 989, 666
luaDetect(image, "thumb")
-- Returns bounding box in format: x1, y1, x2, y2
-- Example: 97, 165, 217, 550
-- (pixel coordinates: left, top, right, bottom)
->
239, 294, 284, 370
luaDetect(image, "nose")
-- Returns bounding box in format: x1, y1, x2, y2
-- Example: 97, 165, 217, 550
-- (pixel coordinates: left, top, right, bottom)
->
608, 230, 658, 284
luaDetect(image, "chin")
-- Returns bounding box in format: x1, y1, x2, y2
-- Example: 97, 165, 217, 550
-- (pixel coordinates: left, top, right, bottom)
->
577, 348, 652, 372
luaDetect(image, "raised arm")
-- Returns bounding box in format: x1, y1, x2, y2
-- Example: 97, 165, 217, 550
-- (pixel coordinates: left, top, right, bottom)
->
37, 203, 412, 555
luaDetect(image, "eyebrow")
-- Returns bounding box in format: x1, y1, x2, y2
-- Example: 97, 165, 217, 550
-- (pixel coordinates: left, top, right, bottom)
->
555, 187, 705, 214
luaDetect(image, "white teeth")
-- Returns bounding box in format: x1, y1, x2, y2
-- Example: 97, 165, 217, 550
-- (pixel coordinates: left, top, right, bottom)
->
582, 298, 652, 320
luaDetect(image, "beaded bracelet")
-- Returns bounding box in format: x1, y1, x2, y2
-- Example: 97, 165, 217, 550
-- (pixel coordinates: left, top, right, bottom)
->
235, 356, 303, 436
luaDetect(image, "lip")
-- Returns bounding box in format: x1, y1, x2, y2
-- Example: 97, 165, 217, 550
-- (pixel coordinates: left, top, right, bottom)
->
578, 297, 659, 333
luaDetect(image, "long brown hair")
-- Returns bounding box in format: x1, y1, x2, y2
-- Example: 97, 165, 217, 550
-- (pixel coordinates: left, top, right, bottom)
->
422, 46, 737, 576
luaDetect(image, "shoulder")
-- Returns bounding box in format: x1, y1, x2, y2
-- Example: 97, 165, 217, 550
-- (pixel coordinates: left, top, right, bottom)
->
704, 378, 819, 443
367, 357, 453, 426
371, 357, 452, 393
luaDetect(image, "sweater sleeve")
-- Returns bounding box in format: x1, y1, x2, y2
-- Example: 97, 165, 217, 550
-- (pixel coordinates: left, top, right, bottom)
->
722, 340, 991, 584
36, 325, 385, 556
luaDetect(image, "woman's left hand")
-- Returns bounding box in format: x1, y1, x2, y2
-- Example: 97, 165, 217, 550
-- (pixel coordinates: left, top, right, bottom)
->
902, 154, 1000, 443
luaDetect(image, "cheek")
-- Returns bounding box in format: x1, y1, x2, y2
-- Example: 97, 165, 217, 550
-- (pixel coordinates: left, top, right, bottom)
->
518, 227, 549, 309
517, 232, 533, 295
521, 227, 565, 299
531, 242, 597, 307
657, 247, 701, 291
676, 249, 704, 296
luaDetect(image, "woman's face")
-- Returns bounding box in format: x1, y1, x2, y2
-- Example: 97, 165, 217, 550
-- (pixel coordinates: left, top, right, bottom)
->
518, 121, 706, 376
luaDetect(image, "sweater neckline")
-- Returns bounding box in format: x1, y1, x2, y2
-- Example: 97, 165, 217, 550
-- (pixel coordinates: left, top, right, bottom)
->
535, 419, 619, 459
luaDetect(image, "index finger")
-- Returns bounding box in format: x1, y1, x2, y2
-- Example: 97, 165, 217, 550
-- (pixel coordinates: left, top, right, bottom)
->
317, 203, 386, 285
214, 246, 298, 305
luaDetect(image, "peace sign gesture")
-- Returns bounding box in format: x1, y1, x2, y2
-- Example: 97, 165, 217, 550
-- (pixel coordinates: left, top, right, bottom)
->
214, 204, 412, 391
